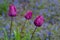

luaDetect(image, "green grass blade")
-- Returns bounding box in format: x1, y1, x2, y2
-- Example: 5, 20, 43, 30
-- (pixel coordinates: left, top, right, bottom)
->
3, 28, 8, 40
14, 27, 20, 40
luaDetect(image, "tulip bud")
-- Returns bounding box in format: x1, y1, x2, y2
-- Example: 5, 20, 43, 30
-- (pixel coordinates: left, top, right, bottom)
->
34, 15, 44, 27
24, 10, 32, 20
8, 4, 17, 17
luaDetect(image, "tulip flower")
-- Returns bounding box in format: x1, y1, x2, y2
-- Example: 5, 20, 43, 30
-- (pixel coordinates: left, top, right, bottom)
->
24, 10, 32, 20
8, 4, 17, 17
8, 4, 17, 40
31, 15, 44, 40
34, 15, 44, 27
20, 10, 32, 40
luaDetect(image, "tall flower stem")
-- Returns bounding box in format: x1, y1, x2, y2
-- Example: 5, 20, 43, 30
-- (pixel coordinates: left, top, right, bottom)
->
20, 20, 28, 39
20, 21, 25, 39
10, 17, 13, 40
31, 27, 37, 40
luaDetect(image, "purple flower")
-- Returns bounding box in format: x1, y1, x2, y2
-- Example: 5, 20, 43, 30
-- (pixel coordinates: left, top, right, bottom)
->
34, 15, 44, 27
24, 10, 32, 20
8, 4, 17, 17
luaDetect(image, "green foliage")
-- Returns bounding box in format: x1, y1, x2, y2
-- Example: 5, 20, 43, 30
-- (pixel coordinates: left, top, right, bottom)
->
3, 28, 8, 40
22, 32, 30, 40
37, 4, 45, 9
0, 0, 9, 16
14, 27, 20, 40
58, 0, 60, 2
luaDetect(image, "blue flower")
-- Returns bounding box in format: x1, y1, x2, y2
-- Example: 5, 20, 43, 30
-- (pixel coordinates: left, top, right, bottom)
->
47, 32, 51, 36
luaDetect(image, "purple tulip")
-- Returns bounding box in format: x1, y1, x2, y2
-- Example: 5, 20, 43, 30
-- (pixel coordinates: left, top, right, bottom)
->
34, 15, 44, 27
8, 4, 17, 17
24, 10, 32, 20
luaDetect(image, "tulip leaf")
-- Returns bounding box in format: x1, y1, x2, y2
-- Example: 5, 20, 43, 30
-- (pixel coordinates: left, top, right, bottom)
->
14, 27, 20, 40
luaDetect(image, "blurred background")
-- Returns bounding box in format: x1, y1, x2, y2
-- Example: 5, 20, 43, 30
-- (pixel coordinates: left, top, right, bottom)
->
0, 0, 60, 40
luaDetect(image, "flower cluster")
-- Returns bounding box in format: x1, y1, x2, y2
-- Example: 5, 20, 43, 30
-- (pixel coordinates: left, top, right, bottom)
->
8, 4, 44, 27
8, 4, 44, 40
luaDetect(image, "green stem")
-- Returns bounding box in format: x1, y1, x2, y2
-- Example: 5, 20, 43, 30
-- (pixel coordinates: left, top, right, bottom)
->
31, 27, 37, 40
20, 21, 26, 39
10, 17, 13, 40
20, 20, 28, 40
